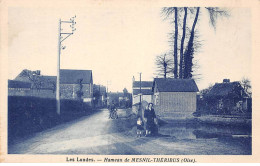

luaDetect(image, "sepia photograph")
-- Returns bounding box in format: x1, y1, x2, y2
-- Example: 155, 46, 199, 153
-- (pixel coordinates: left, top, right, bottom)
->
0, 0, 260, 163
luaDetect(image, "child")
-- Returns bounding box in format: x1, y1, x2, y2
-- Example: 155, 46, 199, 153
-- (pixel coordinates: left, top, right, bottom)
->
137, 116, 144, 137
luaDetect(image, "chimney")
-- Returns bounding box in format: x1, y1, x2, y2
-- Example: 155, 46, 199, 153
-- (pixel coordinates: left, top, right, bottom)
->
132, 76, 135, 83
34, 70, 41, 75
223, 79, 230, 83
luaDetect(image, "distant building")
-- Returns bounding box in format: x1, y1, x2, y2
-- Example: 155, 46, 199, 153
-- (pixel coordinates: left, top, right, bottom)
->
59, 69, 93, 105
13, 69, 56, 98
93, 84, 107, 108
205, 79, 251, 114
152, 78, 199, 119
132, 76, 153, 105
10, 69, 93, 105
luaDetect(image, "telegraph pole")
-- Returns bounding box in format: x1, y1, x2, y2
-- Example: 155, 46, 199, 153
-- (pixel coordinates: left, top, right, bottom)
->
139, 72, 142, 104
138, 72, 142, 115
106, 80, 111, 107
56, 16, 77, 115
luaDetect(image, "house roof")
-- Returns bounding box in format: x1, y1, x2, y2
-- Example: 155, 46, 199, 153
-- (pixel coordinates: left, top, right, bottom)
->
60, 69, 92, 84
153, 78, 199, 92
133, 81, 153, 88
133, 89, 153, 95
8, 80, 31, 89
38, 76, 56, 89
206, 81, 244, 97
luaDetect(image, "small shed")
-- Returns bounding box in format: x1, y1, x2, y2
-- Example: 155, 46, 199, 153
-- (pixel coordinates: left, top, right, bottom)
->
152, 78, 199, 119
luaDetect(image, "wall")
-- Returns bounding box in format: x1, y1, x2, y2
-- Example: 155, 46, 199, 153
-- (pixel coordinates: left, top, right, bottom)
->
60, 83, 92, 100
132, 94, 152, 105
154, 92, 197, 119
8, 88, 55, 99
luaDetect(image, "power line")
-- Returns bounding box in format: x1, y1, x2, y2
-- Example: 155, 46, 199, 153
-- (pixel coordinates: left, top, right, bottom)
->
56, 16, 77, 115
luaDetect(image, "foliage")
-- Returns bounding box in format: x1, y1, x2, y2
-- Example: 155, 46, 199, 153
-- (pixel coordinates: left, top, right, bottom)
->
240, 77, 252, 97
76, 78, 84, 100
161, 7, 229, 80
8, 96, 93, 143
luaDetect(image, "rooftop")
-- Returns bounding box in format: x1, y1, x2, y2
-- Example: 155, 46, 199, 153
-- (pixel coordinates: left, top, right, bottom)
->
153, 78, 199, 92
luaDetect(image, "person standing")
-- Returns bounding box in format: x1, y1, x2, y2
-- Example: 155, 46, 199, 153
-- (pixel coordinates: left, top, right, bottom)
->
144, 103, 158, 136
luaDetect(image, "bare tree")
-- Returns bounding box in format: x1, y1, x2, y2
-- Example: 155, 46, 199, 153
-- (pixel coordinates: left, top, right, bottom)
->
162, 7, 179, 78
162, 7, 229, 80
183, 7, 200, 79
240, 77, 252, 97
19, 69, 42, 91
183, 7, 229, 79
155, 53, 173, 78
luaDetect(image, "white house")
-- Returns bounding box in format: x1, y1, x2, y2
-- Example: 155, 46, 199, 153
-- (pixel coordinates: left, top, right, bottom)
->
132, 76, 153, 105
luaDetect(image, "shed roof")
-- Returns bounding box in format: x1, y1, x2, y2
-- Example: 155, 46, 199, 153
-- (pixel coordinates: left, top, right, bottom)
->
133, 89, 153, 95
60, 69, 92, 84
153, 78, 199, 92
133, 81, 153, 88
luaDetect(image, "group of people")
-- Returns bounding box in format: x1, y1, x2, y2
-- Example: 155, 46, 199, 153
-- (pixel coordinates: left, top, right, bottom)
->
108, 101, 158, 137
137, 103, 158, 137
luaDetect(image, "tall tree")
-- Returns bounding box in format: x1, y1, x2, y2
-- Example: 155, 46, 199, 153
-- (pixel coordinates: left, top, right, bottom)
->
240, 77, 252, 97
183, 7, 229, 79
179, 7, 188, 79
173, 7, 179, 78
162, 7, 179, 78
155, 53, 173, 78
183, 7, 200, 79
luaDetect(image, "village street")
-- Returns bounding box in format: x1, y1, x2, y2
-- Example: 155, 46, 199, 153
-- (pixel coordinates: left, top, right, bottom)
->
9, 109, 251, 155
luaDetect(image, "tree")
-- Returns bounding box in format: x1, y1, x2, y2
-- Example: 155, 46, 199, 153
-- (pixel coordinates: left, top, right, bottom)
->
123, 88, 128, 97
179, 7, 188, 79
162, 7, 229, 79
76, 78, 84, 101
200, 83, 214, 97
19, 69, 42, 91
162, 7, 179, 78
183, 7, 200, 79
240, 77, 252, 97
183, 7, 229, 79
155, 53, 173, 78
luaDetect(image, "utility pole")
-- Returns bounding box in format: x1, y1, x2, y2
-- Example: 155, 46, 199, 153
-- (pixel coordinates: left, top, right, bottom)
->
138, 72, 142, 115
139, 72, 142, 104
106, 81, 111, 107
56, 16, 77, 115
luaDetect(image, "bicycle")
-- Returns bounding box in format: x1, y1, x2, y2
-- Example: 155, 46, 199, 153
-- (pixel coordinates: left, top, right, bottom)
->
110, 108, 118, 119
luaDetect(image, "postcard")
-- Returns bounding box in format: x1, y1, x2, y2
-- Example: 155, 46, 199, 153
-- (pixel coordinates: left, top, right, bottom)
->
0, 0, 260, 163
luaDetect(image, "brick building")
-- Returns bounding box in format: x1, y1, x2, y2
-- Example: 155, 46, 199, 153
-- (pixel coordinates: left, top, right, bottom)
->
9, 69, 93, 104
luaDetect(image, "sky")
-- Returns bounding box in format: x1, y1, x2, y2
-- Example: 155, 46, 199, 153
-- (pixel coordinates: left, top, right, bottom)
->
8, 7, 251, 92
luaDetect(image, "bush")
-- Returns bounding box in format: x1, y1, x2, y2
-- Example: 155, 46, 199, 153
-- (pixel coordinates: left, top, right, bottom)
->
8, 96, 93, 143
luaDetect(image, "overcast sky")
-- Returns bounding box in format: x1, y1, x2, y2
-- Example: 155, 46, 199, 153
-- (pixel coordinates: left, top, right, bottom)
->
8, 7, 251, 92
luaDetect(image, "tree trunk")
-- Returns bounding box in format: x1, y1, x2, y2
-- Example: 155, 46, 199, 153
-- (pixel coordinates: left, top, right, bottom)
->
179, 7, 187, 79
173, 7, 178, 78
191, 7, 200, 36
183, 7, 200, 79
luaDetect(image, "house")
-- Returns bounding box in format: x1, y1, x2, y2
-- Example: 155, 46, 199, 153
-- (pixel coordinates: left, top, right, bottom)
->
60, 69, 93, 105
132, 76, 153, 105
11, 69, 93, 103
152, 78, 199, 119
204, 79, 251, 114
12, 69, 56, 98
8, 80, 31, 96
93, 84, 107, 108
